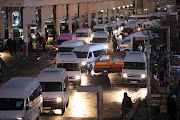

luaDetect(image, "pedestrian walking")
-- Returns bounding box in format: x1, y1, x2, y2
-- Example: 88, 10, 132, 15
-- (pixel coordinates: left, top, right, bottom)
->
12, 37, 17, 55
42, 37, 46, 51
122, 92, 133, 120
7, 37, 13, 55
22, 42, 27, 59
112, 35, 117, 52
167, 95, 177, 120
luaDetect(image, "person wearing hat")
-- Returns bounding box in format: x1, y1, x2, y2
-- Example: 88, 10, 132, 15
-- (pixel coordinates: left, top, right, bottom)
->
167, 94, 177, 120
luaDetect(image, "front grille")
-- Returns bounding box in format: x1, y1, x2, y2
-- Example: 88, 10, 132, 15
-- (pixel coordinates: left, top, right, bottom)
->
69, 76, 75, 79
128, 75, 141, 78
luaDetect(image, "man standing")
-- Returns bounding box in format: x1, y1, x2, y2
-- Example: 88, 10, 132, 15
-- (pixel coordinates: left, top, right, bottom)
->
122, 92, 133, 120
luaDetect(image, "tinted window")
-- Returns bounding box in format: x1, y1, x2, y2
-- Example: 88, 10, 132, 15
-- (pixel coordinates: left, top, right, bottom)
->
76, 33, 88, 37
93, 49, 106, 57
122, 40, 131, 44
40, 82, 62, 92
99, 55, 110, 62
112, 55, 125, 62
0, 98, 24, 110
92, 28, 104, 32
88, 52, 92, 58
56, 40, 67, 45
74, 52, 88, 58
57, 63, 80, 71
123, 62, 145, 70
92, 38, 107, 43
58, 47, 74, 52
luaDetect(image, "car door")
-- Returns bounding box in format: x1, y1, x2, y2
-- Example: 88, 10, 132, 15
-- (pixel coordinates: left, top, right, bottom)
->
94, 54, 110, 72
111, 54, 125, 72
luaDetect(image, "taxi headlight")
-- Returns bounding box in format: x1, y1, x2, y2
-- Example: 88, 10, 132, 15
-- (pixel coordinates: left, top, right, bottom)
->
57, 97, 62, 103
32, 35, 36, 39
91, 34, 94, 38
17, 118, 24, 120
85, 39, 89, 43
56, 48, 58, 51
141, 74, 146, 79
105, 45, 108, 49
123, 73, 127, 78
75, 75, 81, 80
120, 27, 124, 30
82, 61, 86, 66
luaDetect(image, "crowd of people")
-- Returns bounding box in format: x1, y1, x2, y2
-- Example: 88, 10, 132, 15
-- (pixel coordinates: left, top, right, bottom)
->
6, 31, 47, 58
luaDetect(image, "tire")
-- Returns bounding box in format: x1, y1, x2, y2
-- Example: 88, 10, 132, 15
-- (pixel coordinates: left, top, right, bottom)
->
61, 106, 65, 115
66, 99, 69, 108
101, 69, 109, 76
124, 49, 129, 52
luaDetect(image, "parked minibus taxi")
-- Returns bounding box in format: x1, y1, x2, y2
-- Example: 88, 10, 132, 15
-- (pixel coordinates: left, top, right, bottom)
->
0, 77, 43, 120
55, 33, 76, 51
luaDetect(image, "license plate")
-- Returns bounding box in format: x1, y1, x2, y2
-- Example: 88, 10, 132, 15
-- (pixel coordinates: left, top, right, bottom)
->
130, 81, 137, 84
43, 107, 51, 110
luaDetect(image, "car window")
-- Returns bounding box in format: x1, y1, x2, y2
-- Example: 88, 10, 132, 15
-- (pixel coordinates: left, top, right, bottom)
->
112, 55, 125, 62
88, 52, 92, 58
122, 40, 131, 44
99, 55, 110, 62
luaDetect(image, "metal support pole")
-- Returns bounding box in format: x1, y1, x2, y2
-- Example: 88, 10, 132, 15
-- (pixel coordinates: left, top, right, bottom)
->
76, 86, 103, 120
146, 38, 151, 119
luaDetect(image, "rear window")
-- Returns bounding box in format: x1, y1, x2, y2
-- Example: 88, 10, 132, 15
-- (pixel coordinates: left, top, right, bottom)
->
112, 55, 125, 62
56, 40, 67, 45
76, 33, 88, 37
40, 82, 62, 92
58, 47, 74, 52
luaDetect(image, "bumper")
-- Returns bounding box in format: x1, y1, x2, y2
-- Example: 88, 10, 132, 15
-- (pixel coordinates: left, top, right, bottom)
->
122, 78, 146, 84
43, 100, 63, 110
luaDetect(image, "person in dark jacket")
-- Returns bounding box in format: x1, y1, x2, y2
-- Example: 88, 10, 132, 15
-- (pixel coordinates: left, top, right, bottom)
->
112, 35, 117, 52
168, 95, 177, 120
122, 92, 133, 120
12, 37, 16, 55
7, 38, 13, 55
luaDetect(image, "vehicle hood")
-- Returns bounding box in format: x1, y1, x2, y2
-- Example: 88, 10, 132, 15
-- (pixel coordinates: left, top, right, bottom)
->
67, 71, 81, 76
122, 69, 147, 75
42, 92, 63, 100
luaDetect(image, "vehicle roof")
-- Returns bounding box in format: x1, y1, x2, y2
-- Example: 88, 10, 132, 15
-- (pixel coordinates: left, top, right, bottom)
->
37, 68, 67, 82
60, 40, 84, 48
123, 30, 157, 41
75, 28, 92, 33
100, 52, 126, 56
0, 77, 39, 98
93, 31, 108, 38
72, 43, 106, 52
57, 33, 76, 40
93, 24, 107, 29
124, 51, 146, 62
105, 23, 113, 27
56, 52, 78, 63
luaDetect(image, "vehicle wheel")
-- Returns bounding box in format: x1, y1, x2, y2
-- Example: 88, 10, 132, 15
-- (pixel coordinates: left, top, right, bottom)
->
66, 99, 69, 108
124, 49, 129, 52
61, 106, 65, 115
101, 69, 109, 76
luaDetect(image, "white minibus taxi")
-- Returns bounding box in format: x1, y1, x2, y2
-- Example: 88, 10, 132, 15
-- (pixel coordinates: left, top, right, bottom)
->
72, 43, 107, 72
75, 28, 92, 44
122, 51, 147, 84
58, 40, 84, 52
91, 31, 109, 50
55, 52, 81, 85
0, 77, 43, 120
37, 68, 69, 115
